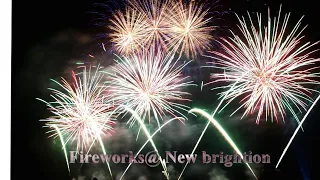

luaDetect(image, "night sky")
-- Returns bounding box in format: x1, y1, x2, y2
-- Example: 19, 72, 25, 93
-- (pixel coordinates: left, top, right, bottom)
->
12, 0, 320, 179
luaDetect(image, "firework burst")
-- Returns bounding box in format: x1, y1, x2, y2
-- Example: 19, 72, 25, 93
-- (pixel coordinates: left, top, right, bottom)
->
109, 8, 148, 55
108, 0, 214, 58
128, 0, 172, 52
209, 7, 320, 123
167, 0, 214, 59
38, 66, 116, 152
106, 49, 194, 129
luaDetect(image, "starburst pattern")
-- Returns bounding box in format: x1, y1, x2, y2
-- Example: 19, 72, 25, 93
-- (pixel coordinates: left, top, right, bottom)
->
128, 0, 172, 51
167, 0, 214, 58
209, 7, 320, 123
107, 49, 194, 128
109, 8, 148, 55
109, 0, 213, 58
38, 66, 116, 152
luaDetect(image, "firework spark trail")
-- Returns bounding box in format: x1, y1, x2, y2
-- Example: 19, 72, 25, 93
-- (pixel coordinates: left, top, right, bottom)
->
79, 135, 113, 180
119, 117, 184, 180
95, 129, 113, 180
38, 66, 115, 177
123, 106, 170, 179
276, 93, 320, 168
178, 73, 257, 180
86, 106, 125, 180
210, 6, 320, 124
51, 124, 70, 173
109, 8, 148, 55
107, 50, 194, 130
189, 108, 257, 180
100, 136, 113, 179
166, 0, 214, 59
50, 115, 114, 179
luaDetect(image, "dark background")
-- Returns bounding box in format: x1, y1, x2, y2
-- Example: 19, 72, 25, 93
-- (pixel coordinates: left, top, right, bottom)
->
12, 0, 320, 179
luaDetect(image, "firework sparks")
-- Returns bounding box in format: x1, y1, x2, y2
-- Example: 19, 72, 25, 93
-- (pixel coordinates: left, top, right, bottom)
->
121, 106, 172, 180
179, 75, 257, 179
120, 116, 184, 180
51, 124, 70, 172
184, 108, 257, 180
106, 49, 194, 129
38, 66, 116, 178
109, 8, 148, 55
37, 66, 116, 152
166, 0, 214, 59
209, 7, 320, 123
276, 93, 320, 168
109, 0, 213, 58
128, 0, 172, 52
